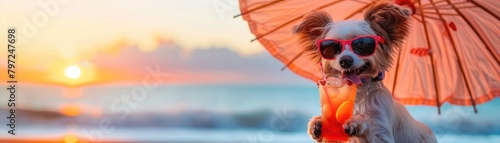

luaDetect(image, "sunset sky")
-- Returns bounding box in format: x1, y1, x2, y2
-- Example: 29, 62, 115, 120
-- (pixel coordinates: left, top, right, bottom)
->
0, 1, 498, 143
0, 0, 306, 86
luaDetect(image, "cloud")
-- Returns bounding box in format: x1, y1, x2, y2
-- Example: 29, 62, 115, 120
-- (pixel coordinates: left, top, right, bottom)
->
90, 41, 311, 85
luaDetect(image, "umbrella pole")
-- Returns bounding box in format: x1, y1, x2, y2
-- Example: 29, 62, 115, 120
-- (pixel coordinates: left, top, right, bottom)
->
417, 0, 441, 114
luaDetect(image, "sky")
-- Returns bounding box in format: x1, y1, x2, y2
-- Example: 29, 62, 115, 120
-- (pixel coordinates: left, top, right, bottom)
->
0, 0, 295, 86
0, 1, 498, 142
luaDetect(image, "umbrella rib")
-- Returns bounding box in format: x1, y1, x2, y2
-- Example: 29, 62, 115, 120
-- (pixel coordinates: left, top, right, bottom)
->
469, 0, 500, 21
344, 1, 376, 20
316, 0, 346, 9
250, 0, 345, 42
390, 40, 404, 95
414, 13, 442, 21
420, 1, 470, 9
435, 13, 460, 16
250, 16, 302, 42
351, 0, 370, 4
412, 15, 424, 24
417, 11, 460, 16
421, 5, 477, 10
418, 0, 446, 7
234, 0, 285, 18
281, 51, 304, 71
444, 0, 500, 67
430, 0, 478, 113
417, 0, 441, 114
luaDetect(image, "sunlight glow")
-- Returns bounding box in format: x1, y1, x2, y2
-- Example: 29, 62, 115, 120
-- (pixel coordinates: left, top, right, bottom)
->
61, 105, 81, 117
65, 66, 81, 79
64, 134, 79, 143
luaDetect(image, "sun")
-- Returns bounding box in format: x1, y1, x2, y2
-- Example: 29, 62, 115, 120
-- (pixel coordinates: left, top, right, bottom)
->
64, 65, 81, 79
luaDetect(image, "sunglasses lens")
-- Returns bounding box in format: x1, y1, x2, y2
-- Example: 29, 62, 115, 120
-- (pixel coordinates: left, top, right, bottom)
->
319, 40, 342, 59
352, 37, 376, 56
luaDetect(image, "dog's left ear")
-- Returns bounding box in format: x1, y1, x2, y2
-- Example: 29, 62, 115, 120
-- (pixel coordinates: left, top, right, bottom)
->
364, 1, 412, 48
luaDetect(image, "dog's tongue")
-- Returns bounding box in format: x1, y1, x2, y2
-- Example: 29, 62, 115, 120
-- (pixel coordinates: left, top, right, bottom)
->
341, 71, 362, 86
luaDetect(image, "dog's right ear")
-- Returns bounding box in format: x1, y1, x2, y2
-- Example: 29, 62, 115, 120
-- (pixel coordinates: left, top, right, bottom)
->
294, 11, 332, 41
294, 11, 332, 63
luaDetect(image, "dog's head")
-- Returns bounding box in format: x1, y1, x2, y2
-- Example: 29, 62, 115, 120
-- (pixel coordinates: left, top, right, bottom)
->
294, 1, 411, 86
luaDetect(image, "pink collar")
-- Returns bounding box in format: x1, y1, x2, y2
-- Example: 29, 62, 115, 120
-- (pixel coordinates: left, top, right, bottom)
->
361, 72, 385, 83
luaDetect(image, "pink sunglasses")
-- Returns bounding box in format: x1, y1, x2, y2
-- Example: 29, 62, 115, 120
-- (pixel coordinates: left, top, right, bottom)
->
316, 36, 385, 60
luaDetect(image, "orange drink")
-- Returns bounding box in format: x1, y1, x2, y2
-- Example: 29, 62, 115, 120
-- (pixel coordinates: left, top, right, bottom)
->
318, 79, 357, 141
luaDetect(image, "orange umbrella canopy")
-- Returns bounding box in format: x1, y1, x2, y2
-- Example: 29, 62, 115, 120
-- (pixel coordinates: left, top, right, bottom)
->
238, 0, 500, 113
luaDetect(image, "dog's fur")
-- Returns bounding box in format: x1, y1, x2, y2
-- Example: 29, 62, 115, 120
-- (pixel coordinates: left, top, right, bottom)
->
294, 1, 437, 143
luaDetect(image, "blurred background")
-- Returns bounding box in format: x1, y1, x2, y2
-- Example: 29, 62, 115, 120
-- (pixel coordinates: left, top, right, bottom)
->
0, 0, 498, 143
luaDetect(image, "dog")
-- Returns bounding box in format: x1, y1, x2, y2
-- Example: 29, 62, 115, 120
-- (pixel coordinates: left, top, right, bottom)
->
293, 1, 437, 143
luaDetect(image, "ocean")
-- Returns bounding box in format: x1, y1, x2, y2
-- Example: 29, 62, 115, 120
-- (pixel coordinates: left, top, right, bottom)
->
0, 84, 499, 143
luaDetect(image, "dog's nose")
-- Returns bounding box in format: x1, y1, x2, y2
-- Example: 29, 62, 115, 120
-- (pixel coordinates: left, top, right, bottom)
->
339, 56, 353, 69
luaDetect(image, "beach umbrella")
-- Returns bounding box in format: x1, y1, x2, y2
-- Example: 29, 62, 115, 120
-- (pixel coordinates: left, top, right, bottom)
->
237, 0, 500, 113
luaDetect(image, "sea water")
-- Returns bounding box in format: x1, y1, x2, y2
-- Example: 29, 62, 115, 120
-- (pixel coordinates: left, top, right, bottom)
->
0, 84, 498, 143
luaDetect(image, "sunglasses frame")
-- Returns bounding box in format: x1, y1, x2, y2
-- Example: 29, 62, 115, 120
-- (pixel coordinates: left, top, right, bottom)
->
316, 36, 385, 60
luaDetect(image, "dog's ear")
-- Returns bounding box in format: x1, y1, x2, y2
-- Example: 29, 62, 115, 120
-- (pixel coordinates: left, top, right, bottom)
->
294, 11, 332, 63
364, 1, 411, 49
364, 1, 411, 71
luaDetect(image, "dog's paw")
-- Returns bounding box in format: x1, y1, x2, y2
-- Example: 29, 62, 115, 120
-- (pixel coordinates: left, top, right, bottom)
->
343, 115, 368, 136
308, 116, 323, 142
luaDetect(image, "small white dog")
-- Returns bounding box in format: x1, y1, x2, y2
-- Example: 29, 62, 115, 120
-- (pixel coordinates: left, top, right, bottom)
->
294, 1, 437, 143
